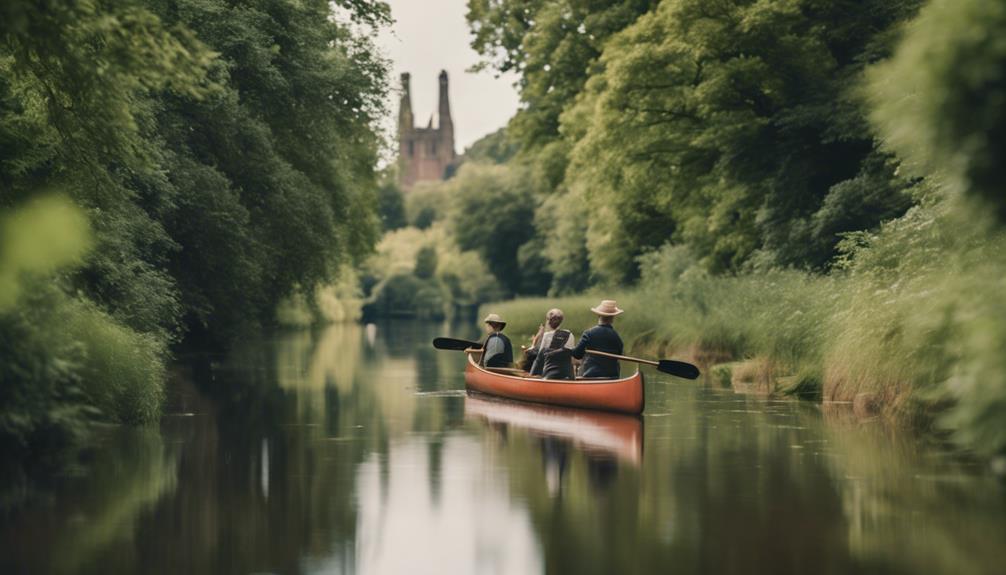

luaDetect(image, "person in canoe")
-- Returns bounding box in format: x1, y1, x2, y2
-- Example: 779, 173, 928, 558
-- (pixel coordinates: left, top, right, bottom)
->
571, 300, 624, 378
480, 313, 514, 368
527, 308, 575, 379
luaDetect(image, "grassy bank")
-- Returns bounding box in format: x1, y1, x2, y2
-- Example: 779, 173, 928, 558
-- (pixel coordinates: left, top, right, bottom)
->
485, 274, 836, 398
483, 200, 1006, 458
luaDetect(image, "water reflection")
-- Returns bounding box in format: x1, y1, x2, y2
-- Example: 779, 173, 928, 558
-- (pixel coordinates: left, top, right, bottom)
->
354, 434, 541, 575
0, 321, 1003, 575
0, 429, 177, 574
465, 394, 643, 466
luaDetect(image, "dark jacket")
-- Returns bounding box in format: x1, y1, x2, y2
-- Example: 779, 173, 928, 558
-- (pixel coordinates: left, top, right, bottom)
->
481, 332, 513, 368
571, 324, 623, 378
530, 329, 574, 380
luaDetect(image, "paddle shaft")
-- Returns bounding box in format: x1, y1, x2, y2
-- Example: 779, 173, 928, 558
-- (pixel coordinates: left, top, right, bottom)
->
433, 337, 482, 351
586, 349, 658, 366
479, 347, 660, 367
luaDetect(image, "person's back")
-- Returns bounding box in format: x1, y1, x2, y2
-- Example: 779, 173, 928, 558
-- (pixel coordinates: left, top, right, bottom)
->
571, 300, 625, 379
480, 313, 514, 368
529, 308, 575, 379
534, 328, 575, 379
573, 324, 623, 378
482, 331, 513, 367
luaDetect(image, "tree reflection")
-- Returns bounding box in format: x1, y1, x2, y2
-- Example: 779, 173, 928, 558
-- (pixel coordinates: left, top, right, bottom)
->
2, 322, 1004, 575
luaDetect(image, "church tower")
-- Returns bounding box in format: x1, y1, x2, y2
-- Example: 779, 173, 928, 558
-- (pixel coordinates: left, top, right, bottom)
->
398, 70, 456, 191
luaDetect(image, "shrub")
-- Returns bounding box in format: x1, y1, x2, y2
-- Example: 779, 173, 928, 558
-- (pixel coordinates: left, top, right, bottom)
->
0, 287, 90, 468
0, 281, 166, 472
365, 273, 447, 319
65, 299, 167, 425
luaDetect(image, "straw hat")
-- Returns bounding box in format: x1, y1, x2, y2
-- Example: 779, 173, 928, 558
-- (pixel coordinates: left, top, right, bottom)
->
590, 299, 624, 317
483, 313, 507, 327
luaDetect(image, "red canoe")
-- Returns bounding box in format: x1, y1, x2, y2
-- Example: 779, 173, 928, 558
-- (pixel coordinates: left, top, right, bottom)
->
464, 353, 645, 414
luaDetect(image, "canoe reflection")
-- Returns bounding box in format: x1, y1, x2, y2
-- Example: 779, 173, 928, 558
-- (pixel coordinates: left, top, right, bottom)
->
464, 393, 643, 466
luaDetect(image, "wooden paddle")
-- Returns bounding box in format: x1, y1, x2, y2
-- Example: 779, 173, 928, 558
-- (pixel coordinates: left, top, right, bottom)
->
432, 337, 482, 351
586, 349, 700, 380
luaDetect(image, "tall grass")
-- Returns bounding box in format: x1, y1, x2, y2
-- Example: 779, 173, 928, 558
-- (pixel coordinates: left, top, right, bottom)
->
826, 199, 1006, 447
65, 299, 167, 425
487, 251, 837, 375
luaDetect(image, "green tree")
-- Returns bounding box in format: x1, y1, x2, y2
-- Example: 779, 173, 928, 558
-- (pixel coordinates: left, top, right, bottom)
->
868, 0, 1006, 224
405, 181, 451, 229
0, 0, 390, 465
564, 0, 920, 280
414, 245, 438, 280
468, 0, 920, 284
462, 127, 519, 165
538, 187, 591, 294
449, 164, 540, 295
377, 177, 407, 231
467, 0, 657, 150
153, 0, 388, 341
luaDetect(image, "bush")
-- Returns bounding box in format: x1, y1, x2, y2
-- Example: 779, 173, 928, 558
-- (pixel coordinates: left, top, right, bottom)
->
0, 283, 166, 473
65, 300, 166, 425
0, 288, 90, 468
276, 268, 365, 327
827, 197, 1006, 451
364, 273, 447, 319
0, 196, 167, 471
360, 223, 504, 318
405, 182, 452, 229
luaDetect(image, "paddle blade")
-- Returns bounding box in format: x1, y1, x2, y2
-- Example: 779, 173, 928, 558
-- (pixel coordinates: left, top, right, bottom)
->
433, 337, 482, 351
657, 359, 700, 380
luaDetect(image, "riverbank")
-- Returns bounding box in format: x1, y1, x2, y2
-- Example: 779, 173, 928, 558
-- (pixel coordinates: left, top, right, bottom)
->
484, 282, 847, 401
487, 283, 931, 426
482, 206, 1006, 461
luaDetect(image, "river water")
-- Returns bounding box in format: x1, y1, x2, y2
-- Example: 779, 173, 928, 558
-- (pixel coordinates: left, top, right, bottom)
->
1, 321, 1004, 574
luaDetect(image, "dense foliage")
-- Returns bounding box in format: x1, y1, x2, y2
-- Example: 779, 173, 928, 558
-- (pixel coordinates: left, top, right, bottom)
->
0, 0, 389, 468
864, 0, 1006, 456
868, 0, 1006, 222
468, 0, 922, 285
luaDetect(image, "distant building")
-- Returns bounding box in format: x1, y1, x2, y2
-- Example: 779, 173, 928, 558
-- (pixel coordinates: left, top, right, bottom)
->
397, 70, 456, 190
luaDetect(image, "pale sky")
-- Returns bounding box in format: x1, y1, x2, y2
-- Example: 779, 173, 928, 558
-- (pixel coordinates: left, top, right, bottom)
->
378, 0, 521, 154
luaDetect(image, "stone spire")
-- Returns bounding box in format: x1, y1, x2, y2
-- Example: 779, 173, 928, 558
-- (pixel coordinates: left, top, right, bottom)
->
437, 70, 454, 155
397, 71, 456, 190
398, 72, 413, 135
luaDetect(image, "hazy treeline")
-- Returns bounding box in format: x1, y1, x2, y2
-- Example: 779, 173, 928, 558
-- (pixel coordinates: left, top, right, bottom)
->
361, 141, 515, 319
466, 0, 1006, 458
0, 0, 389, 468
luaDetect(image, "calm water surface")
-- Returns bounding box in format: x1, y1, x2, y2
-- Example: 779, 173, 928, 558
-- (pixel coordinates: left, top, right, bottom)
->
1, 321, 1004, 574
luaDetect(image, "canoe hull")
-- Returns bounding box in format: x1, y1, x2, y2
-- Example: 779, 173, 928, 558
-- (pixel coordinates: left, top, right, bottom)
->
464, 354, 645, 415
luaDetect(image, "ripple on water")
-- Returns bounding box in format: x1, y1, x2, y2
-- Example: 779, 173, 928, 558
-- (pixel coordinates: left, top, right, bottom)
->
414, 390, 468, 397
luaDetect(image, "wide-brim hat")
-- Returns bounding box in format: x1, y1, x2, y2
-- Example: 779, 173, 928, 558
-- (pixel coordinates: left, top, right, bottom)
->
483, 313, 507, 327
590, 299, 624, 317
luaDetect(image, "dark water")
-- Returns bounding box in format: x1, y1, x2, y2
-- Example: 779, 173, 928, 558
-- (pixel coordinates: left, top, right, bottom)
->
2, 321, 1004, 574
